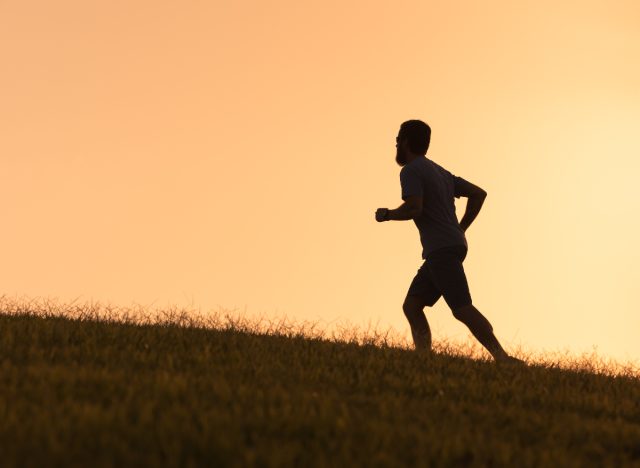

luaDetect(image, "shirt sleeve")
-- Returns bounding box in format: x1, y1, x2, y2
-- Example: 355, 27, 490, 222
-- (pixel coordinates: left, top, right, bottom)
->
452, 174, 467, 199
451, 174, 460, 198
400, 166, 423, 200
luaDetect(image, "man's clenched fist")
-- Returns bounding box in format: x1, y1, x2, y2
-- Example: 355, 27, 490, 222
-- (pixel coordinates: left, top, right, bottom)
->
375, 208, 390, 222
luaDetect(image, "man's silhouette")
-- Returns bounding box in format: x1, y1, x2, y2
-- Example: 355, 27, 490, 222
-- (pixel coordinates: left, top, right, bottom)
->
376, 119, 523, 364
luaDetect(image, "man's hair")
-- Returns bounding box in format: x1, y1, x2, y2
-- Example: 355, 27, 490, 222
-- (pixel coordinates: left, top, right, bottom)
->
399, 120, 431, 155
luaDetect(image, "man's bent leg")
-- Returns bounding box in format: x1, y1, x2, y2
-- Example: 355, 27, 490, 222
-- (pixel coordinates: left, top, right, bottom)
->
451, 303, 509, 361
403, 295, 432, 351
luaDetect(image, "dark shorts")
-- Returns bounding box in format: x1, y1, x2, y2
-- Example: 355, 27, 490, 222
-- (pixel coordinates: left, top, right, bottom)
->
406, 244, 472, 310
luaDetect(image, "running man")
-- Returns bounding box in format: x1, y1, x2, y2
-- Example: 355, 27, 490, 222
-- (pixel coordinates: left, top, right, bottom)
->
375, 119, 523, 364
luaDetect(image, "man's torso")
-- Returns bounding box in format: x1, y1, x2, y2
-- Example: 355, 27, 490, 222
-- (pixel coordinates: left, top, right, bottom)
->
400, 156, 468, 259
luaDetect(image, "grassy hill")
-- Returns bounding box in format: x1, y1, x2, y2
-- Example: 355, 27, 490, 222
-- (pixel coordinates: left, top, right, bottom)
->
0, 297, 639, 467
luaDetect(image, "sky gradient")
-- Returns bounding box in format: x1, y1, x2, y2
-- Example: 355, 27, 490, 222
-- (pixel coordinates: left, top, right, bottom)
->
1, 0, 639, 361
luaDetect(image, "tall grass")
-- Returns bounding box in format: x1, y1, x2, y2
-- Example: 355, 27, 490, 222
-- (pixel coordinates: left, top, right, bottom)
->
1, 294, 637, 378
1, 295, 639, 466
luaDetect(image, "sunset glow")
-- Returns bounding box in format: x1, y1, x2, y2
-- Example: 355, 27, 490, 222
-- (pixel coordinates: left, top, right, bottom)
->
1, 0, 639, 361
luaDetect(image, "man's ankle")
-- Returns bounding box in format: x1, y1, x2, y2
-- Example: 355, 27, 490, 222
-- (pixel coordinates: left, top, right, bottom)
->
491, 349, 510, 361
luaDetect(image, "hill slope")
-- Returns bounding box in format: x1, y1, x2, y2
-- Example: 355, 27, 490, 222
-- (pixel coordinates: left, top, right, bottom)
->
0, 311, 639, 467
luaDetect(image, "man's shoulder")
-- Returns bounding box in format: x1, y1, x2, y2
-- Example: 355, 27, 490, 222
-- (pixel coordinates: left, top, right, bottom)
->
426, 157, 448, 171
410, 157, 446, 177
400, 161, 418, 176
402, 157, 428, 171
427, 158, 456, 179
401, 157, 453, 180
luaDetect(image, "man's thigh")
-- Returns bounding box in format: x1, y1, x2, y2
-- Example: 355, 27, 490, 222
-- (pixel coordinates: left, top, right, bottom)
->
425, 248, 472, 310
406, 261, 442, 307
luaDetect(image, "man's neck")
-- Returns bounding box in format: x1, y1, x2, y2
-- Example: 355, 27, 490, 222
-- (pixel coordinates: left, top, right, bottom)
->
406, 154, 425, 164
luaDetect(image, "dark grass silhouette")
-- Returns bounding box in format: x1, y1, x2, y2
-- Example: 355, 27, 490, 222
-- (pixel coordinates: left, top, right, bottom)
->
1, 296, 639, 467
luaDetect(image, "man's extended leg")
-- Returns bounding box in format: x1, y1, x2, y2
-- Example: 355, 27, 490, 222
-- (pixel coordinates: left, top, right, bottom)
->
402, 295, 431, 351
451, 303, 513, 361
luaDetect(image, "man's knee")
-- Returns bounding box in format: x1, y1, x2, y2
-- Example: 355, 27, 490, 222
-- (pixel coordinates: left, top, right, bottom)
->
451, 303, 473, 321
452, 303, 493, 332
403, 296, 425, 319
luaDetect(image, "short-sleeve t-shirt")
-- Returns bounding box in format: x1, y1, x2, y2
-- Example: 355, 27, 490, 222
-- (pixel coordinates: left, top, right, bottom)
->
400, 156, 468, 259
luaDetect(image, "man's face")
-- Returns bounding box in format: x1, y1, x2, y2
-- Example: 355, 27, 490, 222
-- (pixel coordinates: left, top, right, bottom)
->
395, 133, 408, 167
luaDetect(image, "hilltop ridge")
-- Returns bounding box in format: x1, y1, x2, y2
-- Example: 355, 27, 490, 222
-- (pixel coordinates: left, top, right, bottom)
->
0, 297, 639, 466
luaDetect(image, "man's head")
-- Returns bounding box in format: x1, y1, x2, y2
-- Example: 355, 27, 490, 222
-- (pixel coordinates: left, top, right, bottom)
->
395, 120, 431, 167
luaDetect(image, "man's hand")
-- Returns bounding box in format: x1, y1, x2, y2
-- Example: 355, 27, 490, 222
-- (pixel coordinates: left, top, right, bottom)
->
375, 208, 389, 222
376, 198, 422, 222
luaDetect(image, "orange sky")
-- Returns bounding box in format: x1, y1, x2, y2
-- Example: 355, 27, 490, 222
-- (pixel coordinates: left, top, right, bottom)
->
1, 0, 639, 362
